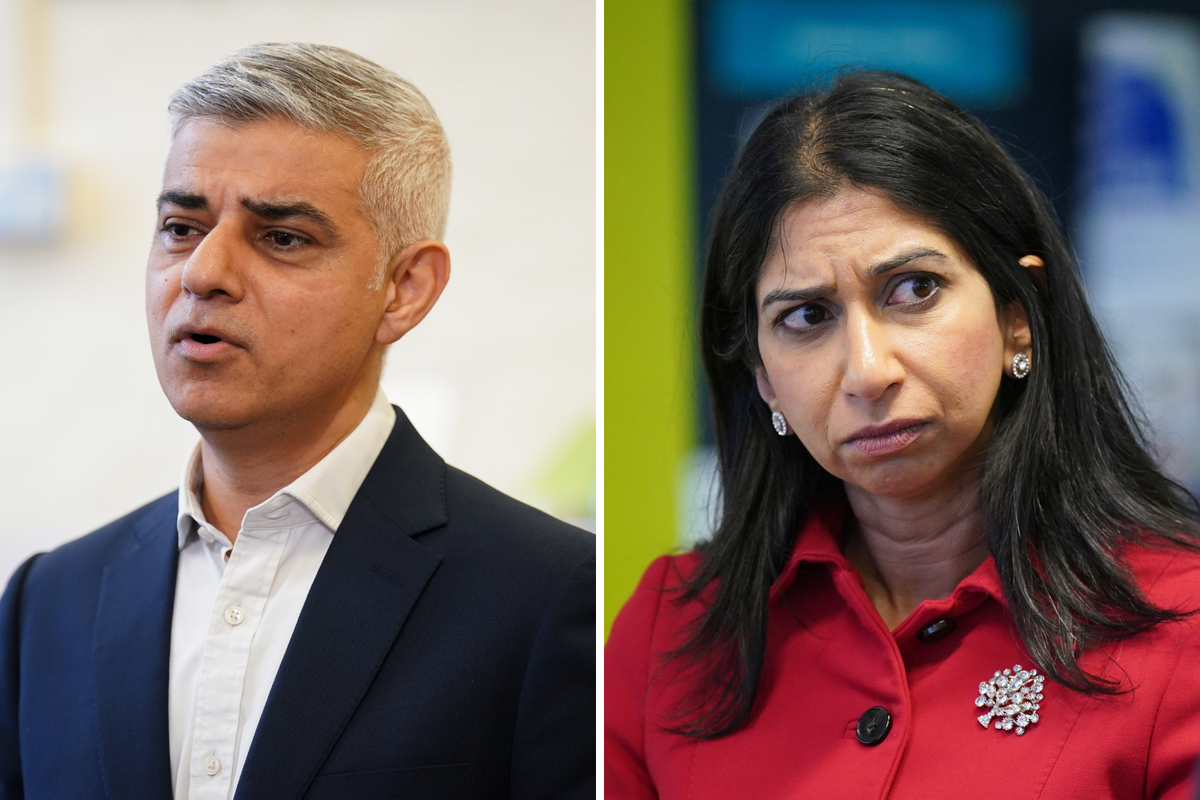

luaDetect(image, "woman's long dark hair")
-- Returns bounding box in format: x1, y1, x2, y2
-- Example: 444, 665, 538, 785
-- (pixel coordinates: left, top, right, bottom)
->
678, 70, 1200, 738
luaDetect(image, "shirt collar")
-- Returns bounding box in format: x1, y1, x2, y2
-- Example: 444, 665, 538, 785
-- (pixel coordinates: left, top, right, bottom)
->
175, 387, 397, 550
769, 485, 1006, 608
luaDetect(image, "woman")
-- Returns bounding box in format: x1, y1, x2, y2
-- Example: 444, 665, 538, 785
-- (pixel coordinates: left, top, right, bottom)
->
605, 71, 1200, 799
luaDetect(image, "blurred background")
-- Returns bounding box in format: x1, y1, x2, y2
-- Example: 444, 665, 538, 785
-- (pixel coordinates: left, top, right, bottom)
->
607, 0, 1200, 633
0, 0, 596, 584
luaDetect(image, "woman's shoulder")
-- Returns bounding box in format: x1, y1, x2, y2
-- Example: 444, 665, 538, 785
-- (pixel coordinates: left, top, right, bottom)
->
1070, 541, 1200, 798
606, 553, 709, 798
642, 550, 706, 590
607, 551, 716, 686
1082, 541, 1200, 691
1126, 540, 1200, 611
609, 551, 706, 641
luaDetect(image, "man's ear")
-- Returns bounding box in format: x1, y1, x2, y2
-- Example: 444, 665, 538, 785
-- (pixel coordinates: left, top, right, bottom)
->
376, 240, 451, 345
1000, 300, 1033, 377
755, 365, 778, 408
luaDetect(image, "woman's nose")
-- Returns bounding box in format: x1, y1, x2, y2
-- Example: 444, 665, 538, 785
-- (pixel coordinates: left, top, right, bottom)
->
180, 223, 246, 301
840, 312, 904, 400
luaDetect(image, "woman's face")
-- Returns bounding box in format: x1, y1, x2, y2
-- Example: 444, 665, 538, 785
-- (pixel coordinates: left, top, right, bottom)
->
754, 187, 1029, 501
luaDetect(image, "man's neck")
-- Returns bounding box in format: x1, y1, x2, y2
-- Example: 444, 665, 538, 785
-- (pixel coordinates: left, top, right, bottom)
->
196, 386, 378, 543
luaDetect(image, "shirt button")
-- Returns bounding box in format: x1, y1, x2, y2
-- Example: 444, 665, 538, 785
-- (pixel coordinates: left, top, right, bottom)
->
856, 706, 892, 746
224, 606, 244, 626
917, 617, 957, 644
202, 755, 221, 776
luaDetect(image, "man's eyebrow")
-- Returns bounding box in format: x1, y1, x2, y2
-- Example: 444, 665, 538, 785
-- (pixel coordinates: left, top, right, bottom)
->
241, 198, 338, 237
157, 190, 207, 212
760, 248, 949, 310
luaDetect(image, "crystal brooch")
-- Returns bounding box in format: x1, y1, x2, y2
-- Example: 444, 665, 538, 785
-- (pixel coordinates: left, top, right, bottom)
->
974, 665, 1044, 735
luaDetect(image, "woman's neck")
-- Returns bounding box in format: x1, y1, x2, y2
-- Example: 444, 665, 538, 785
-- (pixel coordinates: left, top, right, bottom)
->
841, 479, 990, 630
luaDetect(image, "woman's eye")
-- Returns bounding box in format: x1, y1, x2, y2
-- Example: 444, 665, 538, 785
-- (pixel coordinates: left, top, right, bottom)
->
781, 304, 829, 329
889, 274, 939, 305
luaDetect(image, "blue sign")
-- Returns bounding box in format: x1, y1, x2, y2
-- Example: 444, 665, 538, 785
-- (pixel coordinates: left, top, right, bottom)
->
1082, 54, 1188, 197
0, 158, 65, 245
708, 0, 1027, 106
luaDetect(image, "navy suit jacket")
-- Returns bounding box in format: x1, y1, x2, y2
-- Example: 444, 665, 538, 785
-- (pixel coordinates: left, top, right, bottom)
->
0, 408, 595, 799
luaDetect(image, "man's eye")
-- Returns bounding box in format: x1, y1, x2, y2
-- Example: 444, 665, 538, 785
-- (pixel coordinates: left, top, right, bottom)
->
265, 231, 307, 248
781, 304, 829, 330
889, 274, 939, 305
163, 223, 194, 238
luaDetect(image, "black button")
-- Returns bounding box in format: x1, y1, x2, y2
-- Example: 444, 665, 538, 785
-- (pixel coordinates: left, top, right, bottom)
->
917, 618, 957, 644
856, 706, 892, 746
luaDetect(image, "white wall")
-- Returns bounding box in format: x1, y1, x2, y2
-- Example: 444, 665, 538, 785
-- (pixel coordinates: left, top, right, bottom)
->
0, 0, 19, 152
0, 0, 596, 581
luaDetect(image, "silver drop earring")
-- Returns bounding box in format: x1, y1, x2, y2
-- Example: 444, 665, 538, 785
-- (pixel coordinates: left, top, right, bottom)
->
1012, 352, 1031, 379
771, 411, 789, 436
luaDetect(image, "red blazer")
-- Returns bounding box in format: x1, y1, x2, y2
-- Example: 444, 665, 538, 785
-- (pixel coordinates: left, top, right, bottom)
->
606, 496, 1200, 799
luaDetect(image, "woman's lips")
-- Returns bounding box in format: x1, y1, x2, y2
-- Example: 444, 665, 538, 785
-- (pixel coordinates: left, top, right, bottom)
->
842, 420, 930, 457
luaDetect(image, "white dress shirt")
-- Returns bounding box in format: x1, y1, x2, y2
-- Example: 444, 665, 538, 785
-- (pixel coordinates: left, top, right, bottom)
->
169, 389, 396, 800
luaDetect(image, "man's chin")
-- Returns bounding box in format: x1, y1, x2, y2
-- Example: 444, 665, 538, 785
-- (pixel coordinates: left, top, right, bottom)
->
177, 412, 252, 434
166, 395, 258, 433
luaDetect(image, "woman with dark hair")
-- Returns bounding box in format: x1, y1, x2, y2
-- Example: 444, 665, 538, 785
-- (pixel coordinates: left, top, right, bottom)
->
605, 71, 1200, 799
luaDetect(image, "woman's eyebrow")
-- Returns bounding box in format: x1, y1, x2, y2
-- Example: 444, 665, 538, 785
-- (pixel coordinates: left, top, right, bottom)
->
761, 283, 833, 310
867, 247, 948, 278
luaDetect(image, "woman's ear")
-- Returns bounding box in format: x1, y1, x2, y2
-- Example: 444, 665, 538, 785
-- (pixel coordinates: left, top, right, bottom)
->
1000, 300, 1033, 378
755, 366, 778, 408
375, 240, 451, 345
1020, 254, 1048, 293
1000, 254, 1044, 377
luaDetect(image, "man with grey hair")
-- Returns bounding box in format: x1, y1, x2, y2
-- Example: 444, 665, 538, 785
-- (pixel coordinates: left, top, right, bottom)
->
0, 43, 594, 800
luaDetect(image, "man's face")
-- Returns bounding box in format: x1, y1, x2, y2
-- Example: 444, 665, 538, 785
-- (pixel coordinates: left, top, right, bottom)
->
147, 117, 387, 432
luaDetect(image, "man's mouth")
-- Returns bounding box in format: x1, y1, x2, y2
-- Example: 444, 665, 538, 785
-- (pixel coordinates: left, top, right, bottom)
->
173, 323, 240, 348
172, 326, 241, 361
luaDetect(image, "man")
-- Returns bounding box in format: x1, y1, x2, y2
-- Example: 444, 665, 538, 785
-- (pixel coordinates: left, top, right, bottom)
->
0, 43, 594, 800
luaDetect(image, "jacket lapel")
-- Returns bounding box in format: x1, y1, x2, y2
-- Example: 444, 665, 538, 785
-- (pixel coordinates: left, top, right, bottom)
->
93, 494, 178, 800
234, 408, 449, 800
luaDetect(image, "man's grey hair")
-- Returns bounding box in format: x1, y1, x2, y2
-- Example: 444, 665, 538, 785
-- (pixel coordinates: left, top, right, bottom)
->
169, 43, 451, 286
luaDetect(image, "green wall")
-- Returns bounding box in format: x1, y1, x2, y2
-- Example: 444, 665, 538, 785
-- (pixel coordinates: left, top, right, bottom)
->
604, 0, 694, 636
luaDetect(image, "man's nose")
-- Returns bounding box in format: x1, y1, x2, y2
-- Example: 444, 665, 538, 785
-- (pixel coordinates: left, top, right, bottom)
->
180, 223, 246, 301
840, 311, 904, 401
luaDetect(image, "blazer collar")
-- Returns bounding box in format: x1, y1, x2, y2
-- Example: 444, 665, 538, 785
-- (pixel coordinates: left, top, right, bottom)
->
93, 493, 179, 800
346, 404, 449, 537
233, 406, 448, 800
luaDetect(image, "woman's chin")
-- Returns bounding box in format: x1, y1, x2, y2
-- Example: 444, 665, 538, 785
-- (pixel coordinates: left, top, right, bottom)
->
835, 459, 957, 502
